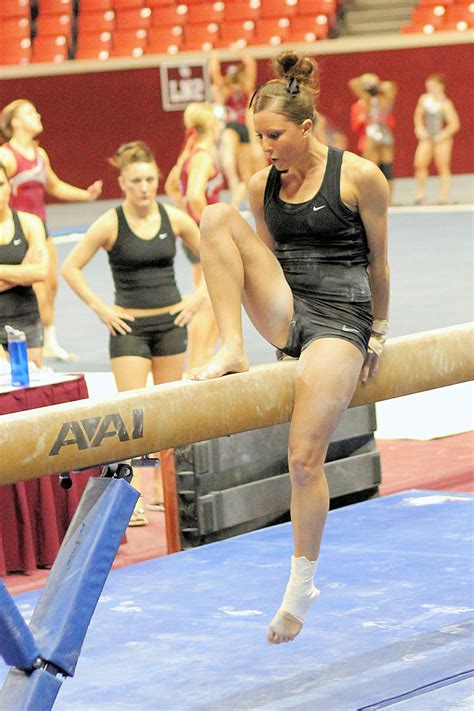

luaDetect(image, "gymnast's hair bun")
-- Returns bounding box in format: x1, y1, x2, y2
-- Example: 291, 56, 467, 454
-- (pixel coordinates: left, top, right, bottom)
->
271, 52, 318, 89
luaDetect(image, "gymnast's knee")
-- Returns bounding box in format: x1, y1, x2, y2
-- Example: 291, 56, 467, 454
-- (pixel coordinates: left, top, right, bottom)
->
288, 447, 325, 488
201, 203, 242, 238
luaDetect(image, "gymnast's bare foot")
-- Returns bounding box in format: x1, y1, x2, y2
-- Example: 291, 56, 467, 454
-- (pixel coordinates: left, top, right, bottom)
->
187, 346, 249, 380
267, 609, 302, 644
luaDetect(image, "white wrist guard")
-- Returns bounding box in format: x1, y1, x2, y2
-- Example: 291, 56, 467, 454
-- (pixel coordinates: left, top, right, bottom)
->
368, 319, 389, 357
280, 556, 320, 624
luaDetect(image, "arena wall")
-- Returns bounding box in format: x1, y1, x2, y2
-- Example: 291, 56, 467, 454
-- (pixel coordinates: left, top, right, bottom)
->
1, 34, 472, 200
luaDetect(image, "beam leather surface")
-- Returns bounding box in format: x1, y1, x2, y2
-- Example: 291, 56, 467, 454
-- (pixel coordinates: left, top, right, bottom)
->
0, 324, 472, 486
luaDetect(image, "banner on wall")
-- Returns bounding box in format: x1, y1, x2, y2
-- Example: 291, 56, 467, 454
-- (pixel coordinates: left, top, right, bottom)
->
160, 61, 211, 111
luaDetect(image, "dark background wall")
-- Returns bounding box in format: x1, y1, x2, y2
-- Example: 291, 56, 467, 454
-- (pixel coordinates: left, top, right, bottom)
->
1, 42, 472, 200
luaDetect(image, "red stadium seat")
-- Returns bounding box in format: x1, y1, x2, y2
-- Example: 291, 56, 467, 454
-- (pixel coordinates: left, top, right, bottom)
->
77, 10, 115, 33
223, 2, 260, 22
259, 0, 297, 19
0, 42, 31, 65
0, 0, 30, 19
297, 0, 336, 14
409, 5, 447, 27
287, 19, 329, 41
31, 35, 69, 62
75, 46, 111, 59
112, 0, 143, 9
444, 3, 474, 23
218, 19, 255, 46
146, 26, 183, 53
187, 2, 224, 24
150, 5, 188, 26
35, 13, 73, 38
418, 0, 453, 5
114, 6, 152, 29
0, 15, 30, 40
75, 32, 112, 59
148, 24, 183, 43
290, 14, 330, 36
79, 0, 113, 10
146, 0, 180, 7
181, 21, 219, 50
111, 28, 147, 56
39, 0, 73, 13
251, 18, 290, 45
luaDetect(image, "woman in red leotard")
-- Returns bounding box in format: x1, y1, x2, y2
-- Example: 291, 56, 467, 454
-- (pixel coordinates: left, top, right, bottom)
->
209, 50, 266, 209
0, 99, 103, 361
165, 102, 223, 371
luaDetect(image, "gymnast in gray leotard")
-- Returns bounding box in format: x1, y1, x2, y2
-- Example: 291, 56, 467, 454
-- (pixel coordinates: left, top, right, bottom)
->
413, 74, 460, 205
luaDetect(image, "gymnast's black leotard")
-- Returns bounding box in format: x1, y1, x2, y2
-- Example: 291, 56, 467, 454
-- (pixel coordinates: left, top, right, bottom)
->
264, 147, 373, 357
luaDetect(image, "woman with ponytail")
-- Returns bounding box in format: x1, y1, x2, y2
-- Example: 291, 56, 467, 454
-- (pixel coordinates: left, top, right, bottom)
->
192, 52, 390, 644
61, 142, 207, 525
0, 99, 103, 361
165, 102, 223, 369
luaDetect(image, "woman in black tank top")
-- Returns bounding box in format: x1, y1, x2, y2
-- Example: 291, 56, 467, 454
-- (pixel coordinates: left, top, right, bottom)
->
61, 142, 209, 526
0, 163, 49, 365
191, 52, 390, 645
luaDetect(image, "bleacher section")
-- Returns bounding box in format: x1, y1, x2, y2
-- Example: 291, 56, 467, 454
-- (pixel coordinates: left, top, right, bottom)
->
402, 0, 473, 34
0, 0, 472, 66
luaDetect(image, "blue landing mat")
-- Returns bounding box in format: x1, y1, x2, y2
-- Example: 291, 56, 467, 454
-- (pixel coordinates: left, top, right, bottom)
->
1, 490, 473, 710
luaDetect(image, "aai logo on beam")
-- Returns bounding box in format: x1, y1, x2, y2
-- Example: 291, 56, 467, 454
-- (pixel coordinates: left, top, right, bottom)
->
49, 409, 144, 455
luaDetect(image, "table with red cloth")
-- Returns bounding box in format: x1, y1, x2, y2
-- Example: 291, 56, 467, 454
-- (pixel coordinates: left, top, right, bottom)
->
0, 374, 100, 577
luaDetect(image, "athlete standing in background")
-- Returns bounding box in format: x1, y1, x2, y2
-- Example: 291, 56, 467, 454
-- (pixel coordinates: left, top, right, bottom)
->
165, 102, 223, 370
0, 99, 102, 361
61, 142, 207, 526
413, 74, 460, 205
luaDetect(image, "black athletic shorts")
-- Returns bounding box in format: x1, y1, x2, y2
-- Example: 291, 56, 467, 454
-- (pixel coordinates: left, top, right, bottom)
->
278, 296, 373, 359
109, 312, 187, 360
225, 121, 250, 144
0, 312, 43, 349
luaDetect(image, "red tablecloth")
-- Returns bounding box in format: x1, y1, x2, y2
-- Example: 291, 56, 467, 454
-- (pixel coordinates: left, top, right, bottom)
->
0, 374, 100, 577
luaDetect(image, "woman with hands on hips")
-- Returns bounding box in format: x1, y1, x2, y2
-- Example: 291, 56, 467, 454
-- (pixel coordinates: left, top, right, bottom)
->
61, 141, 207, 525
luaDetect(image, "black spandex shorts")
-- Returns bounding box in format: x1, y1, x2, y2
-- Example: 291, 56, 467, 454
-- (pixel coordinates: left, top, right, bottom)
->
109, 312, 187, 360
278, 297, 373, 359
225, 121, 250, 144
0, 312, 43, 349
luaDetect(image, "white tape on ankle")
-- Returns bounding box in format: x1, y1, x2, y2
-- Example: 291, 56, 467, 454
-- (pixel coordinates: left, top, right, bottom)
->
280, 556, 320, 624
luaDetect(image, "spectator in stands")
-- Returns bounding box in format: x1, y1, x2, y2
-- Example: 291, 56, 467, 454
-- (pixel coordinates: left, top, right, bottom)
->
190, 51, 390, 645
413, 74, 460, 205
0, 162, 49, 367
349, 73, 397, 201
0, 99, 103, 361
61, 141, 207, 526
209, 50, 266, 209
165, 102, 222, 370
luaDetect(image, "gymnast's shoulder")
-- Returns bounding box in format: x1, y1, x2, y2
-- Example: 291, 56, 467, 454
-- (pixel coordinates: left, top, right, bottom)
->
248, 166, 272, 202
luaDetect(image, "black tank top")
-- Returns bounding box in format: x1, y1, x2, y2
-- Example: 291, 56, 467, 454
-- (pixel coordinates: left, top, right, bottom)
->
264, 147, 371, 303
108, 202, 182, 309
0, 211, 40, 318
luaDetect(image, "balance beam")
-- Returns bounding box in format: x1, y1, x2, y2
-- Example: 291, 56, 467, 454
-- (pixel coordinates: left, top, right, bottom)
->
0, 323, 472, 486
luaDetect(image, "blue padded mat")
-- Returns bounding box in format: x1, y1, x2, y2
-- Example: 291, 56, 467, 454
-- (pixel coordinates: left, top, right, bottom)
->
1, 490, 473, 710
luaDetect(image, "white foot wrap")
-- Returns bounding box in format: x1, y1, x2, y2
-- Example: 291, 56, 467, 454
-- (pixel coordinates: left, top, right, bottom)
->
279, 556, 320, 624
